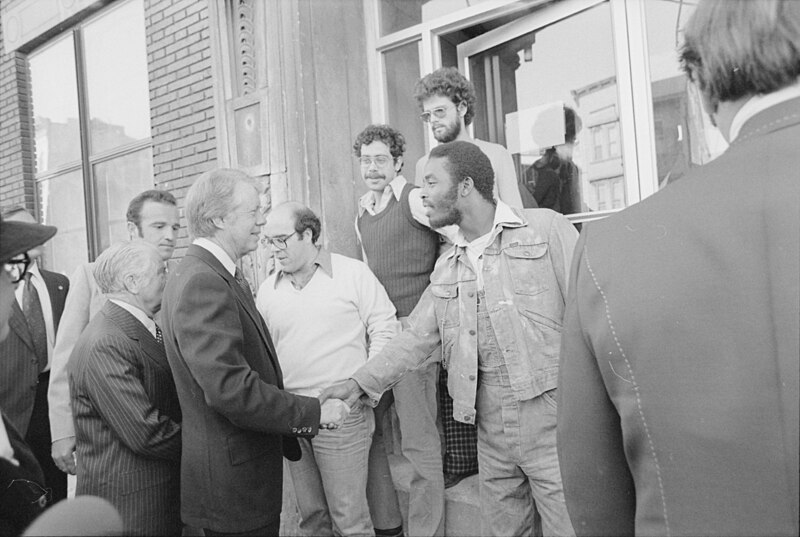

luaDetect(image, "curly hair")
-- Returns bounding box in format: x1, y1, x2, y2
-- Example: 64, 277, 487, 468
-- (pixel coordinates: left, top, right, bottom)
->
413, 67, 478, 126
352, 124, 406, 159
429, 141, 495, 204
680, 0, 800, 103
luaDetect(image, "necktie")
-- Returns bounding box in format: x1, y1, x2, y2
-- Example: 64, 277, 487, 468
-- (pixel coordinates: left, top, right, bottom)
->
234, 268, 253, 298
155, 324, 163, 345
22, 273, 48, 372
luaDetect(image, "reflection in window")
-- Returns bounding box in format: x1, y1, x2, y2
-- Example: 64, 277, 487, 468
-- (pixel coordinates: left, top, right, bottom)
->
37, 170, 88, 274
28, 0, 154, 275
29, 35, 81, 173
644, 0, 727, 190
470, 2, 623, 216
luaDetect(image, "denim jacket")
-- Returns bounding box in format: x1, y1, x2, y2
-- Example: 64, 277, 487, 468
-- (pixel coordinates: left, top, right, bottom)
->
353, 204, 578, 424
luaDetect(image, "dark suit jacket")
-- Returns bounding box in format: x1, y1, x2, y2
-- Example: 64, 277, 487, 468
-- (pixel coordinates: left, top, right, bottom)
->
69, 301, 182, 536
0, 269, 68, 436
0, 413, 46, 535
161, 244, 320, 533
557, 97, 800, 536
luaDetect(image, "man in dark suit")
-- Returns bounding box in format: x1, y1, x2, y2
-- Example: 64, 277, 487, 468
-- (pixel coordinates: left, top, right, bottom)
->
0, 213, 57, 534
161, 169, 348, 536
69, 239, 181, 536
556, 1, 800, 535
0, 207, 68, 503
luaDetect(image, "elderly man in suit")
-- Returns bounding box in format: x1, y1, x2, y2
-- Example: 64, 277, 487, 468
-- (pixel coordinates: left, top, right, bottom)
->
48, 189, 180, 477
161, 169, 348, 536
68, 239, 181, 536
0, 207, 68, 504
556, 1, 800, 536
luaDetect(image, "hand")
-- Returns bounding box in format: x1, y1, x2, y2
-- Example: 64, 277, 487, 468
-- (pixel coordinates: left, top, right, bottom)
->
319, 399, 351, 430
51, 437, 77, 475
319, 379, 363, 409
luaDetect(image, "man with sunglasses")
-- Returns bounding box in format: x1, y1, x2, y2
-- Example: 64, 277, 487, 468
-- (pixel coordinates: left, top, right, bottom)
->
0, 207, 69, 505
413, 67, 528, 211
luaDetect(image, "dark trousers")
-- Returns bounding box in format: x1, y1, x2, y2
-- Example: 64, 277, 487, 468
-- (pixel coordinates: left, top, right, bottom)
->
204, 519, 280, 536
25, 371, 67, 504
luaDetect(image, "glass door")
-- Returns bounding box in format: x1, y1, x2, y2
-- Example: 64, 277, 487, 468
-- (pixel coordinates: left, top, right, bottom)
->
457, 0, 637, 221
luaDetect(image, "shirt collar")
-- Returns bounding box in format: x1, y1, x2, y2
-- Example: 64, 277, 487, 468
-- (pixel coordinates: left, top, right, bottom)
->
729, 78, 800, 142
273, 246, 333, 288
109, 298, 157, 338
357, 175, 409, 215
26, 261, 42, 281
451, 200, 523, 249
194, 237, 237, 277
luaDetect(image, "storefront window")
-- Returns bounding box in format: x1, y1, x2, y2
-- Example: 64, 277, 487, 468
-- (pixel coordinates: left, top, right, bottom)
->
28, 0, 154, 275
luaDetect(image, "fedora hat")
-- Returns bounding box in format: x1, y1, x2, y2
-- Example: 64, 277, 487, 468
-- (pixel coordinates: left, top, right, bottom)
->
0, 215, 56, 264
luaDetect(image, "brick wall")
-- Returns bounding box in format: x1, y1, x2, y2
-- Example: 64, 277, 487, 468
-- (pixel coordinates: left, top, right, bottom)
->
145, 0, 217, 251
0, 16, 35, 211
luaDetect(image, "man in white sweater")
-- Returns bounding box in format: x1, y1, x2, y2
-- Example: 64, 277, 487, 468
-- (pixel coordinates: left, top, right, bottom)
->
256, 202, 400, 537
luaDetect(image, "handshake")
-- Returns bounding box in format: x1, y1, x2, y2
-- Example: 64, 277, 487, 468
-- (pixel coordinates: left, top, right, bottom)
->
316, 379, 365, 430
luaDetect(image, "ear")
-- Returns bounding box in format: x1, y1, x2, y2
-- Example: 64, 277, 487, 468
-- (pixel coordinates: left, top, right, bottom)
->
122, 272, 139, 294
211, 216, 226, 230
460, 176, 475, 196
126, 221, 139, 240
394, 156, 403, 173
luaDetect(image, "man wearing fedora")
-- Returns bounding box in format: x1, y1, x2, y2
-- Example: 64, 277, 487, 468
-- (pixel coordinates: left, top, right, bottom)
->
0, 213, 58, 534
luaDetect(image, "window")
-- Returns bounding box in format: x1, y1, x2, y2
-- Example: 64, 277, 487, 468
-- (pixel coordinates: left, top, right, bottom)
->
643, 0, 727, 189
28, 0, 154, 275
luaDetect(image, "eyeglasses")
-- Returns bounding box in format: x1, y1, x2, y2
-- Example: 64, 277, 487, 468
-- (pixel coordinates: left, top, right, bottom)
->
358, 155, 394, 168
264, 231, 301, 250
419, 104, 456, 123
3, 252, 31, 284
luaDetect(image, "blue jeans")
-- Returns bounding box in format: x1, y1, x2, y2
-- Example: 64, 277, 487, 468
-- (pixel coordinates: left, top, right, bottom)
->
288, 404, 375, 536
476, 366, 574, 537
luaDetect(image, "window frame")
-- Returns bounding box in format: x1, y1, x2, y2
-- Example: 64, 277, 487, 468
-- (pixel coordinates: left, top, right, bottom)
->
27, 0, 153, 263
364, 0, 684, 222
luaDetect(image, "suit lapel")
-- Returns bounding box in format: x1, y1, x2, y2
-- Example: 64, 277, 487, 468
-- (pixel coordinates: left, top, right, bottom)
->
188, 245, 282, 379
9, 301, 34, 352
104, 302, 170, 373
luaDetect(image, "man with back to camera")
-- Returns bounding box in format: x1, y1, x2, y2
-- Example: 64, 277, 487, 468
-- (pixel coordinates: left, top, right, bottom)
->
69, 240, 181, 535
0, 207, 68, 504
257, 202, 400, 536
325, 141, 577, 536
556, 1, 799, 535
48, 189, 180, 477
353, 124, 450, 536
160, 169, 348, 535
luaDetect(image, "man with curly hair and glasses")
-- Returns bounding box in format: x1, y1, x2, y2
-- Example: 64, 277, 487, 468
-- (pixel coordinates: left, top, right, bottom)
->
353, 124, 457, 536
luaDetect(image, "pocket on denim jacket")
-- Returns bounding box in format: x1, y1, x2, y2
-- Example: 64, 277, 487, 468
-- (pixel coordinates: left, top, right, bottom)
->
503, 243, 549, 296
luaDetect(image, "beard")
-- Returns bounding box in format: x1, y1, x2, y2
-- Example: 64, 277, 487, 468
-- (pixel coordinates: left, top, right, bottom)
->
428, 182, 461, 228
433, 118, 461, 143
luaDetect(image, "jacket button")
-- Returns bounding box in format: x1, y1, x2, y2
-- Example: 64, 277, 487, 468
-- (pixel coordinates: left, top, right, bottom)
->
292, 428, 297, 433
468, 291, 474, 297
469, 330, 476, 336
469, 375, 476, 381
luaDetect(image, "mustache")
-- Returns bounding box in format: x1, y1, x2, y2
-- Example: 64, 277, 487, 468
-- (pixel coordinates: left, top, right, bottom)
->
366, 173, 385, 179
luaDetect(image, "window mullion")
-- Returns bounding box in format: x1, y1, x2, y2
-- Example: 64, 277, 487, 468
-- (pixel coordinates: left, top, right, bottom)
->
72, 27, 99, 261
